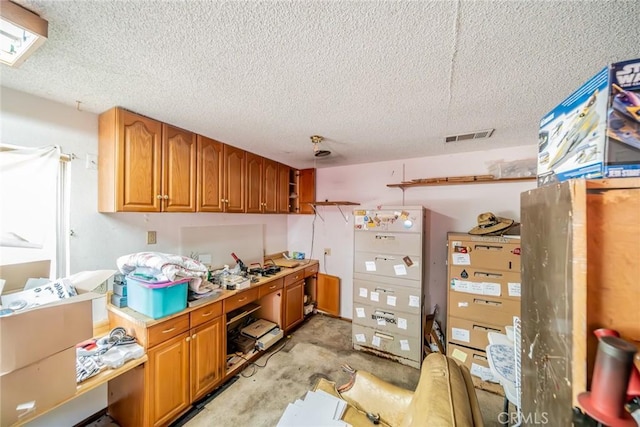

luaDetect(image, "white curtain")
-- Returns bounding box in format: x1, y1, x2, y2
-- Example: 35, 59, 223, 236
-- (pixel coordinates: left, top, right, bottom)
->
0, 144, 61, 274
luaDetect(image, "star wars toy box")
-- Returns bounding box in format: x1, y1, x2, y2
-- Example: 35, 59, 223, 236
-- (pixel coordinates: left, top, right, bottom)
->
537, 58, 640, 186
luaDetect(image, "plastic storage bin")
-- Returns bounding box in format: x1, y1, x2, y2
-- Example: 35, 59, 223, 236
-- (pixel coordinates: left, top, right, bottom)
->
126, 275, 189, 319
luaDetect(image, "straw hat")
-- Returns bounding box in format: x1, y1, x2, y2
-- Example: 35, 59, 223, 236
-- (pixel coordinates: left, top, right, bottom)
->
468, 212, 515, 235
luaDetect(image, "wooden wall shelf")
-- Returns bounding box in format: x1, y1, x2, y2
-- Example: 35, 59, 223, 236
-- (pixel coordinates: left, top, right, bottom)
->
387, 176, 536, 189
313, 201, 360, 206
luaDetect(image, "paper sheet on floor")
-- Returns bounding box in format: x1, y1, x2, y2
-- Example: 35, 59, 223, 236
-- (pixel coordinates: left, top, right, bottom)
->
276, 390, 349, 427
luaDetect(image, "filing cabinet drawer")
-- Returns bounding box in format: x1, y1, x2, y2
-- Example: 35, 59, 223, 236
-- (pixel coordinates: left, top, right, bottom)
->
352, 324, 421, 368
447, 316, 506, 350
190, 302, 222, 328
304, 264, 319, 277
449, 266, 521, 301
284, 271, 304, 287
224, 287, 259, 313
259, 278, 284, 298
447, 343, 497, 383
354, 252, 422, 282
353, 278, 422, 315
448, 235, 521, 272
352, 302, 421, 336
148, 313, 190, 348
354, 232, 422, 256
448, 291, 520, 327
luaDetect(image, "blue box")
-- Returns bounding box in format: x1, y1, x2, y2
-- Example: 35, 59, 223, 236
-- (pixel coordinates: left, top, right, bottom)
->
538, 58, 640, 186
126, 275, 188, 319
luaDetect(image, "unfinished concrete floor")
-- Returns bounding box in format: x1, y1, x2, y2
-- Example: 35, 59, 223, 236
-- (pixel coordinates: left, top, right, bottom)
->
175, 314, 506, 426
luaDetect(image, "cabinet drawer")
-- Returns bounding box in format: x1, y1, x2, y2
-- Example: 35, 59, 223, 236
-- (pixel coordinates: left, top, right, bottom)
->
447, 316, 506, 350
148, 314, 190, 348
449, 266, 521, 301
224, 287, 259, 313
284, 271, 304, 287
449, 238, 521, 272
190, 301, 222, 328
448, 291, 520, 327
352, 302, 421, 336
354, 252, 422, 282
352, 324, 421, 367
353, 278, 422, 315
355, 231, 422, 256
447, 343, 497, 383
259, 278, 283, 298
304, 264, 319, 277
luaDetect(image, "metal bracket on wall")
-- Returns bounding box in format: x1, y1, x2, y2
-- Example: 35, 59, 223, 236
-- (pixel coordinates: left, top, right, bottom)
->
309, 204, 325, 222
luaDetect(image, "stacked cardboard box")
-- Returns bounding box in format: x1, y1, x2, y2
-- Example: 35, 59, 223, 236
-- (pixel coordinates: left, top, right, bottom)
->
0, 262, 108, 425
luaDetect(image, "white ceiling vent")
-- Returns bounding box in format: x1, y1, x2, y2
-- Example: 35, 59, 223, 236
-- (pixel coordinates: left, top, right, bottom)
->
445, 129, 495, 143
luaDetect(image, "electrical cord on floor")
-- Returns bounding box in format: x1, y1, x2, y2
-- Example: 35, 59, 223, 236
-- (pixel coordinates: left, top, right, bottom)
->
237, 337, 290, 378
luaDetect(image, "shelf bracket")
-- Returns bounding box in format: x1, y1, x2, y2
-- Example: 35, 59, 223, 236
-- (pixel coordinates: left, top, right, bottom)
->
309, 204, 325, 222
336, 204, 349, 223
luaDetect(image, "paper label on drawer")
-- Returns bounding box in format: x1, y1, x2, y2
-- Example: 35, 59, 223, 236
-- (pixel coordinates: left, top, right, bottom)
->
483, 282, 502, 297
355, 307, 365, 318
372, 335, 381, 347
458, 301, 469, 307
355, 333, 366, 343
400, 340, 410, 351
386, 295, 397, 306
394, 264, 407, 275
470, 282, 484, 294
365, 261, 376, 271
451, 327, 470, 343
453, 279, 472, 293
508, 282, 521, 297
451, 348, 467, 363
409, 295, 420, 307
370, 291, 380, 302
397, 317, 407, 330
377, 317, 386, 326
470, 363, 496, 382
359, 287, 368, 298
452, 253, 471, 265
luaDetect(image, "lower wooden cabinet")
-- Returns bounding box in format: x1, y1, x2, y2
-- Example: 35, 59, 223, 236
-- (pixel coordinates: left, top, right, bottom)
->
284, 280, 304, 330
190, 317, 224, 401
149, 332, 190, 426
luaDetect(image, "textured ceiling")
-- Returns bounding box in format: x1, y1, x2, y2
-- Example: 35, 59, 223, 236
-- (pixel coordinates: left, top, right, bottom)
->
1, 0, 639, 169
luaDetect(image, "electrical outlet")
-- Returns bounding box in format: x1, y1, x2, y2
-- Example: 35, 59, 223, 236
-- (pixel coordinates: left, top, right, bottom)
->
147, 231, 157, 245
324, 248, 331, 256
85, 154, 97, 170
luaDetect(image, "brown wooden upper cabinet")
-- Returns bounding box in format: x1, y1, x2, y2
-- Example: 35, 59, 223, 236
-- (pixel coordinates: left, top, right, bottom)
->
297, 168, 316, 214
223, 144, 246, 213
98, 107, 196, 212
247, 154, 278, 214
196, 135, 224, 212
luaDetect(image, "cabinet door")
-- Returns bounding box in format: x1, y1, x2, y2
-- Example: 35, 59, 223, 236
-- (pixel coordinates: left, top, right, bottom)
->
117, 109, 163, 212
197, 136, 224, 212
148, 332, 190, 426
262, 158, 278, 214
284, 280, 304, 330
190, 317, 224, 401
246, 152, 263, 213
162, 124, 197, 212
317, 273, 340, 316
298, 168, 316, 214
277, 163, 291, 213
223, 145, 246, 213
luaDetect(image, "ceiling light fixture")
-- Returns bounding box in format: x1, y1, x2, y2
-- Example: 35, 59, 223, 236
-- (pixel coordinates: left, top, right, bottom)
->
0, 0, 48, 68
311, 135, 331, 157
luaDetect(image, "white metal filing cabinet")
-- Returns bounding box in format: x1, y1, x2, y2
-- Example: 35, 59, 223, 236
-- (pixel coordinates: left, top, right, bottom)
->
352, 206, 427, 369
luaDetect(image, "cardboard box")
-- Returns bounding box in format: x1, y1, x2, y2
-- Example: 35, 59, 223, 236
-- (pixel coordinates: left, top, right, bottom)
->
0, 264, 115, 375
538, 58, 640, 185
0, 347, 77, 426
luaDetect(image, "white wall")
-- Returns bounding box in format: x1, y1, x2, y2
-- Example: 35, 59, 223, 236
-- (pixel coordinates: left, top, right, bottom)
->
288, 146, 537, 322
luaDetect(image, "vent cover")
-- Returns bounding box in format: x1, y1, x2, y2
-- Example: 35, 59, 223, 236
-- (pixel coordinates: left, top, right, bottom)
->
445, 129, 495, 143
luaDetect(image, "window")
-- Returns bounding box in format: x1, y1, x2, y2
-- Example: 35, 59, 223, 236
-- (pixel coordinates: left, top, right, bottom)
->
0, 144, 69, 278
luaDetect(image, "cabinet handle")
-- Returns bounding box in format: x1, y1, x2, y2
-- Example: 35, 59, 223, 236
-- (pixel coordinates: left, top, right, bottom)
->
269, 285, 277, 289
163, 195, 169, 200
192, 334, 196, 339
186, 336, 191, 342
156, 195, 162, 199
162, 327, 176, 334
201, 311, 213, 317
238, 297, 247, 302
374, 331, 394, 340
